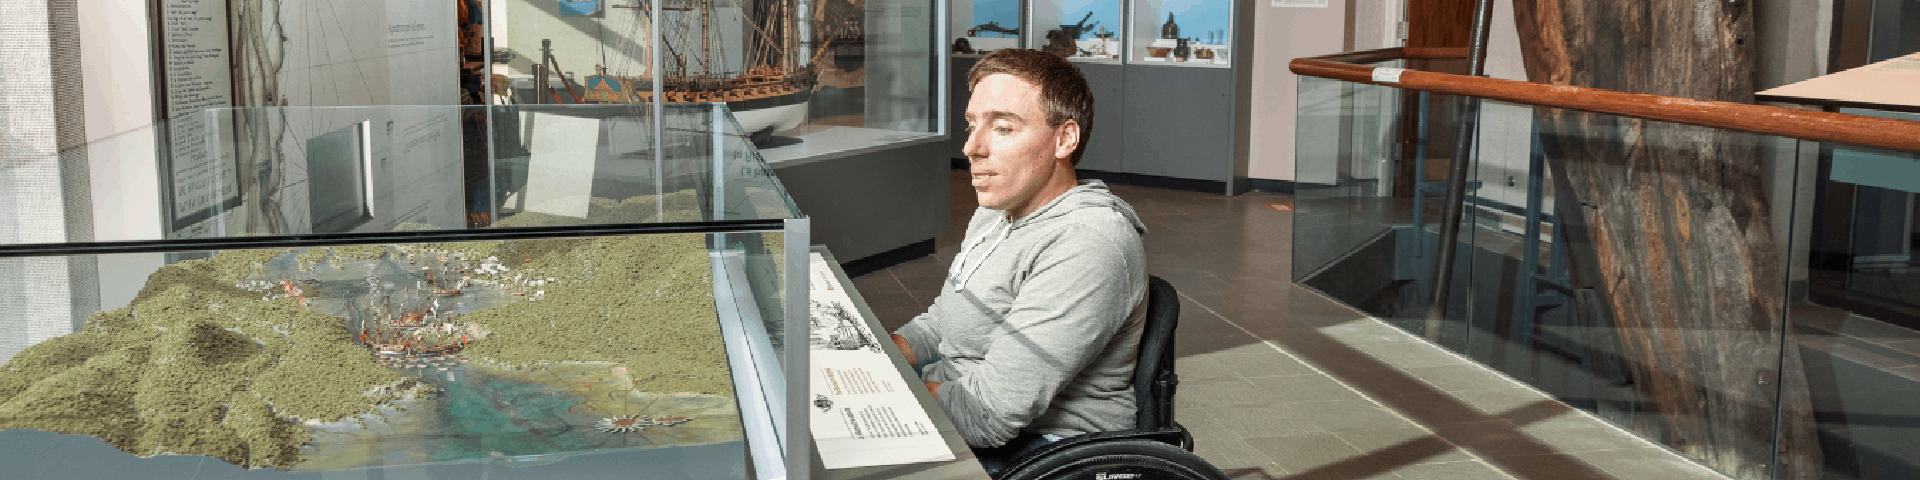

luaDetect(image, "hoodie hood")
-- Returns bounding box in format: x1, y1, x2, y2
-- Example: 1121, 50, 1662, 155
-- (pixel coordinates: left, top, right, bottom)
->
952, 180, 1145, 292
1010, 179, 1147, 235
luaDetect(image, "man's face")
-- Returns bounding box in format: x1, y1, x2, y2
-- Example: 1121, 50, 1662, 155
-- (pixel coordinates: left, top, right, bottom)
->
962, 74, 1073, 218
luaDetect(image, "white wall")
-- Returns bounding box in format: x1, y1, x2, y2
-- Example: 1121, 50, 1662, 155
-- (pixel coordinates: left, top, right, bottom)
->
80, 0, 164, 244
1468, 0, 1542, 222
241, 0, 466, 234
1247, 0, 1355, 181
866, 0, 937, 130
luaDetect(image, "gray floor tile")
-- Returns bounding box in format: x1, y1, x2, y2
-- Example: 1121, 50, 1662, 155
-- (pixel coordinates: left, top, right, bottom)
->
1216, 351, 1318, 378
1177, 353, 1245, 380
1333, 370, 1445, 399
1573, 449, 1729, 480
1333, 427, 1473, 465
1372, 393, 1493, 426
1214, 463, 1290, 480
1353, 342, 1474, 369
888, 256, 949, 280
1390, 461, 1513, 480
1316, 321, 1427, 345
1248, 374, 1369, 404
1244, 432, 1367, 473
1280, 463, 1406, 480
1443, 388, 1557, 417
1429, 420, 1559, 458
1516, 416, 1650, 453
1193, 402, 1320, 439
1187, 434, 1279, 470
1298, 400, 1420, 432
1180, 377, 1266, 406
892, 273, 946, 308
1485, 454, 1614, 480
1403, 364, 1522, 393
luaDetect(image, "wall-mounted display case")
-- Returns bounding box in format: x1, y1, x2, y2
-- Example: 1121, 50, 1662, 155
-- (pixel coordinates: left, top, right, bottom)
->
947, 0, 1233, 66
951, 0, 1023, 54
492, 0, 945, 165
0, 104, 812, 479
1027, 0, 1125, 61
1128, 0, 1232, 66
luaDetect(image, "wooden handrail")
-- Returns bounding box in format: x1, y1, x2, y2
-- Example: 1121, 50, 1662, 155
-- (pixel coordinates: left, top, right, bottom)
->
1290, 48, 1920, 152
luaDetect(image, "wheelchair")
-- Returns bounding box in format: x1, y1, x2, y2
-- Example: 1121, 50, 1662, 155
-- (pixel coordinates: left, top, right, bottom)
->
990, 276, 1232, 480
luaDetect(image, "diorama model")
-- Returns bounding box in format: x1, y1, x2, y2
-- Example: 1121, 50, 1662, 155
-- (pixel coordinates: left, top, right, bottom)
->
0, 191, 742, 471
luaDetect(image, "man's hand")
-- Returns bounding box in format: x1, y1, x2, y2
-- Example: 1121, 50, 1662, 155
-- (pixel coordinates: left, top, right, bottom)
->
925, 381, 942, 398
891, 334, 918, 365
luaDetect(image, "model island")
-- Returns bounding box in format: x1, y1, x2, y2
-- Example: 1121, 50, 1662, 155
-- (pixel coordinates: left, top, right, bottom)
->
0, 191, 746, 470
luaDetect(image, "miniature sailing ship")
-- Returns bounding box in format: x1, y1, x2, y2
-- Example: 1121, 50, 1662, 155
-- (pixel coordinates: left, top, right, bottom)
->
559, 0, 855, 141
362, 295, 470, 364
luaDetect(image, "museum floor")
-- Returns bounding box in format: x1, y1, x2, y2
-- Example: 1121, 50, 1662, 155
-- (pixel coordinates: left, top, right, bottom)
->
849, 169, 1734, 480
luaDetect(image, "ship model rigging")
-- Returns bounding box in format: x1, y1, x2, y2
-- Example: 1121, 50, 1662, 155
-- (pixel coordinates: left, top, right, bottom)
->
543, 0, 864, 140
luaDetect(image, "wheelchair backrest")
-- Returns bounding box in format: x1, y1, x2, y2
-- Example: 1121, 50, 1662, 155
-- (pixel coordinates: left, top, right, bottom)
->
1134, 275, 1180, 430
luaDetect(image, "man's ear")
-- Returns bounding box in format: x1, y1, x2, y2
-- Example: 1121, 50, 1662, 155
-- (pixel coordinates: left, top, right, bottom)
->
1053, 119, 1081, 161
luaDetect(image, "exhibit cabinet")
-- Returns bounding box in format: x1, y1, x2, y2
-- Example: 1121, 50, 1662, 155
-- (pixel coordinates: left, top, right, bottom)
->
491, 0, 946, 160
951, 0, 1229, 65
1292, 51, 1920, 480
487, 0, 951, 267
0, 104, 815, 479
950, 0, 1248, 194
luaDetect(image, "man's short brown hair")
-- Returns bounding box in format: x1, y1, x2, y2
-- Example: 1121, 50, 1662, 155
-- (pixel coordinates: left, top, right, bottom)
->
967, 49, 1095, 165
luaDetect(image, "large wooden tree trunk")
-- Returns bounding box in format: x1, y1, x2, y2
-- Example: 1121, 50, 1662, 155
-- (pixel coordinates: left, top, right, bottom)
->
1512, 1, 1822, 479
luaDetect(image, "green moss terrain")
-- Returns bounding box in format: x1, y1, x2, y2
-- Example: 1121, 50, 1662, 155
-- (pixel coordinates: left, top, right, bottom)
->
0, 251, 404, 469
0, 190, 736, 469
455, 190, 730, 396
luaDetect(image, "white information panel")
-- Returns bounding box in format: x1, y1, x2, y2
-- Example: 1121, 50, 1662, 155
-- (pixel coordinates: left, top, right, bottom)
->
806, 253, 957, 469
160, 0, 237, 226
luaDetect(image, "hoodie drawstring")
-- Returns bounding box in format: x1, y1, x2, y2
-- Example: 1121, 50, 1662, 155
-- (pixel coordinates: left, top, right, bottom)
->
952, 219, 1012, 292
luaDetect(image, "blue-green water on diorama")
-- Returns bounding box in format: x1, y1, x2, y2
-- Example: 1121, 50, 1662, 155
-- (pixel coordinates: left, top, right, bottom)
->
428, 366, 593, 463
272, 247, 741, 469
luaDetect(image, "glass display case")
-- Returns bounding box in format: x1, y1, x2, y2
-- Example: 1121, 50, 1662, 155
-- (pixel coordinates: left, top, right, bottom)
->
952, 0, 1023, 54
493, 0, 945, 165
1128, 0, 1231, 66
0, 104, 811, 479
1027, 0, 1124, 61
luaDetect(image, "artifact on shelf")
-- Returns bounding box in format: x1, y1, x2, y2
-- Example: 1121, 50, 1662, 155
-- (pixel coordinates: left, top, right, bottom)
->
1043, 30, 1078, 57
1144, 15, 1183, 61
1058, 12, 1096, 42
967, 21, 1019, 38
1173, 38, 1191, 62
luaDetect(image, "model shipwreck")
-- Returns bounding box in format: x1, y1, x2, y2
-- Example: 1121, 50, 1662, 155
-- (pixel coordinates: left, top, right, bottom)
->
0, 192, 743, 471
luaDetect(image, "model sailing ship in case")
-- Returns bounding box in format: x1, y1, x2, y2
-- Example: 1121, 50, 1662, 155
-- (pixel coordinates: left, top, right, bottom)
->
556, 0, 864, 141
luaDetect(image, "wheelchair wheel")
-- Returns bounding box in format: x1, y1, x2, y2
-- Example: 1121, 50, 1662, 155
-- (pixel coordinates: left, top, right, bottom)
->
997, 439, 1231, 480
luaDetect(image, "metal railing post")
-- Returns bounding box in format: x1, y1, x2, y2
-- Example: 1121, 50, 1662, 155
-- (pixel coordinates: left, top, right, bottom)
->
1421, 0, 1497, 341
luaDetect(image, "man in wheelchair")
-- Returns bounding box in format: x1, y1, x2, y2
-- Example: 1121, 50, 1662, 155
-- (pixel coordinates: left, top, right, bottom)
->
888, 49, 1152, 475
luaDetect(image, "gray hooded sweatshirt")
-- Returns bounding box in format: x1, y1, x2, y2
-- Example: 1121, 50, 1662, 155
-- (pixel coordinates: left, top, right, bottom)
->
894, 179, 1148, 448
